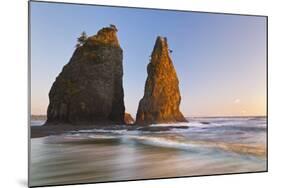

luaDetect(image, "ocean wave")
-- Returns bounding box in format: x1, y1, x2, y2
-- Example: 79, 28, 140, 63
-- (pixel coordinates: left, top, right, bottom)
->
129, 135, 266, 157
31, 120, 45, 126
187, 119, 266, 130
69, 129, 134, 135
131, 135, 198, 150
150, 122, 190, 127
150, 121, 210, 129
61, 128, 266, 157
65, 119, 266, 137
62, 133, 120, 140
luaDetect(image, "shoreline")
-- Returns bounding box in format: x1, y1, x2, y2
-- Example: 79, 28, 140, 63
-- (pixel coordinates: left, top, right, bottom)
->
30, 124, 189, 138
29, 115, 267, 138
30, 124, 133, 138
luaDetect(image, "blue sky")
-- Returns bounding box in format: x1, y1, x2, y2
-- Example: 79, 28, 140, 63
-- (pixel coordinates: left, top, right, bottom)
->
30, 1, 267, 117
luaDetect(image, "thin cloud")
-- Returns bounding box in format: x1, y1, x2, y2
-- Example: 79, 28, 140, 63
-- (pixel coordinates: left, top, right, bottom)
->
234, 99, 240, 104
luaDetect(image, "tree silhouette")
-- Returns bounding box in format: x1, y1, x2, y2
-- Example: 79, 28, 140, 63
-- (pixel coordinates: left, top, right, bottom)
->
76, 31, 88, 48
109, 24, 118, 31
75, 43, 81, 48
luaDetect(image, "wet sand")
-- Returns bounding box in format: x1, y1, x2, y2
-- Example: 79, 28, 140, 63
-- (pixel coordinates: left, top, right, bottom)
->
30, 135, 266, 187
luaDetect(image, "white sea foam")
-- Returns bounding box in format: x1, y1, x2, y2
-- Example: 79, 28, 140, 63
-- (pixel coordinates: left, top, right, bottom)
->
127, 135, 265, 157
31, 120, 45, 126
88, 135, 117, 139
128, 135, 194, 149
64, 133, 119, 139
150, 122, 190, 127
70, 129, 130, 134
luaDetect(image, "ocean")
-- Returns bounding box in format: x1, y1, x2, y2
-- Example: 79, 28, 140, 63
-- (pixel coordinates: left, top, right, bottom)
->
30, 117, 267, 187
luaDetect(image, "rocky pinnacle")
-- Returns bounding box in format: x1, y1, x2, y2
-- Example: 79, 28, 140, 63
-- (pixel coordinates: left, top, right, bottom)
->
46, 26, 125, 125
136, 36, 187, 125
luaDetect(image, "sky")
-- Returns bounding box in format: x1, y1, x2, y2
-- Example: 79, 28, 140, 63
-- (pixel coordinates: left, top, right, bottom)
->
30, 1, 267, 117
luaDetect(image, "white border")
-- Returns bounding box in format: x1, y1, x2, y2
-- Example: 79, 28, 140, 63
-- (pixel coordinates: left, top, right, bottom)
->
1, 0, 280, 188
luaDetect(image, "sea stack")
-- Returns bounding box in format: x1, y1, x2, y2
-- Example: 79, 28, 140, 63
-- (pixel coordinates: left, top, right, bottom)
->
124, 113, 134, 125
46, 26, 125, 125
136, 36, 186, 125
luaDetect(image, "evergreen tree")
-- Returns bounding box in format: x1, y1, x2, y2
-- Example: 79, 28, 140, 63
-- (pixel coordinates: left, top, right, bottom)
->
76, 31, 88, 47
109, 24, 118, 31
75, 43, 81, 48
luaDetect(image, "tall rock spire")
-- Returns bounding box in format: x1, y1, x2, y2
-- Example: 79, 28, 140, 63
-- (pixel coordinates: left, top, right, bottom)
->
46, 26, 125, 125
136, 36, 186, 125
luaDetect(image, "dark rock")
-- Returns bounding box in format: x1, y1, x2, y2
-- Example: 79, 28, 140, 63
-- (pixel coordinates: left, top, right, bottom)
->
46, 26, 125, 125
124, 113, 134, 125
136, 36, 187, 125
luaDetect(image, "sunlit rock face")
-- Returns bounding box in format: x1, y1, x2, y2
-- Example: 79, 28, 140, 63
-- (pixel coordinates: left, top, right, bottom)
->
46, 27, 125, 125
136, 36, 186, 125
124, 113, 134, 125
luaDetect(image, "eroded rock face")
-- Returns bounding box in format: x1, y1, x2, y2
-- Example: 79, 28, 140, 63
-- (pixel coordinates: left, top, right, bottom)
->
136, 36, 186, 125
124, 113, 134, 125
46, 27, 125, 125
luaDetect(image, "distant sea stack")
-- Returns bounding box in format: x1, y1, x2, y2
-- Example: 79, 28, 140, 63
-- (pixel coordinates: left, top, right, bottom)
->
46, 26, 125, 125
124, 113, 134, 125
136, 36, 186, 125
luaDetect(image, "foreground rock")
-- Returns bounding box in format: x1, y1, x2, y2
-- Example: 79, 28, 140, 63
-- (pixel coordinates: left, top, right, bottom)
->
136, 36, 187, 125
46, 26, 125, 125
